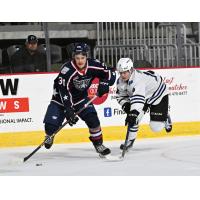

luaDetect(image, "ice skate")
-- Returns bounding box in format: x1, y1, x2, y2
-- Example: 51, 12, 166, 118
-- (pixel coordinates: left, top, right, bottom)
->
89, 137, 111, 157
165, 114, 172, 132
44, 135, 55, 149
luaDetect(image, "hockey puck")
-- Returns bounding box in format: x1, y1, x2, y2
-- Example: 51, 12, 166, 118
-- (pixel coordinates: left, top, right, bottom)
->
35, 163, 43, 166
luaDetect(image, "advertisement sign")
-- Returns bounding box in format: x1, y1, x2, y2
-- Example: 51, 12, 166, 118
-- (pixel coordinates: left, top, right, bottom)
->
0, 67, 200, 134
0, 74, 55, 132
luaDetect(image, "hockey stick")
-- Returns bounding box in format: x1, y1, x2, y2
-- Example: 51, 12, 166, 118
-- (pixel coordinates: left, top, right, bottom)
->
103, 124, 130, 162
120, 124, 130, 159
103, 127, 130, 162
119, 111, 146, 160
23, 95, 98, 162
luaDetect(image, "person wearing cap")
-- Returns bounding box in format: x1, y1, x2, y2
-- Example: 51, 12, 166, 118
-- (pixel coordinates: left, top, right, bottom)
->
43, 42, 116, 158
10, 35, 47, 73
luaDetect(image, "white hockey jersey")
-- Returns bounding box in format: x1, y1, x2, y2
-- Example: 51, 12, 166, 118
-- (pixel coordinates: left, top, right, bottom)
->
116, 69, 168, 114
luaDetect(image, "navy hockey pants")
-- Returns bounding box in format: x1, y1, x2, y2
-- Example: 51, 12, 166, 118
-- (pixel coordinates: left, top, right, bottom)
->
43, 99, 100, 135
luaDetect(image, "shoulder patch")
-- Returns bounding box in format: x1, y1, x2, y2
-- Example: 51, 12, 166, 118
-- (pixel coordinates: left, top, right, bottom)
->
94, 59, 101, 63
61, 66, 70, 74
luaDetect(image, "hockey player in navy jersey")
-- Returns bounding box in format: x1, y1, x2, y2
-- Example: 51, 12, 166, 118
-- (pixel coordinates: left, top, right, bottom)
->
116, 58, 172, 151
43, 43, 116, 157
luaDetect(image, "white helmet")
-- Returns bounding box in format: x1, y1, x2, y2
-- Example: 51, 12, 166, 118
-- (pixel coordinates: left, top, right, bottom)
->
116, 58, 134, 73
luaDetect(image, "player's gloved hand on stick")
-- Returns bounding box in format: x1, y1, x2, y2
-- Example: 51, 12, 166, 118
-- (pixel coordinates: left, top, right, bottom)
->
122, 102, 131, 114
64, 108, 79, 126
125, 110, 139, 126
97, 80, 109, 97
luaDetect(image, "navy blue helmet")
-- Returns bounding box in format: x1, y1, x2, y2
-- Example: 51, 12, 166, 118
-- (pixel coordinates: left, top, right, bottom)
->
73, 43, 89, 56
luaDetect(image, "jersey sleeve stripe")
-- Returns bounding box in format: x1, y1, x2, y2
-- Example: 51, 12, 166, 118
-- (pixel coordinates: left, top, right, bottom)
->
147, 83, 166, 104
147, 79, 163, 102
130, 100, 145, 103
130, 97, 145, 101
130, 101, 145, 105
130, 94, 145, 99
118, 98, 128, 104
148, 84, 167, 104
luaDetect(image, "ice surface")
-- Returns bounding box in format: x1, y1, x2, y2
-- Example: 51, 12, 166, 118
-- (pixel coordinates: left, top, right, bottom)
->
1, 135, 200, 176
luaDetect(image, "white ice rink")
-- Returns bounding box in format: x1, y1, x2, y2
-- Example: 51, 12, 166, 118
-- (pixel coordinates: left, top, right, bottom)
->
0, 135, 200, 176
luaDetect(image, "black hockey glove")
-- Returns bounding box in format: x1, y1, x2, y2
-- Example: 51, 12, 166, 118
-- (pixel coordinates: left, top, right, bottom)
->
97, 80, 109, 97
125, 110, 139, 126
64, 108, 79, 126
122, 102, 131, 114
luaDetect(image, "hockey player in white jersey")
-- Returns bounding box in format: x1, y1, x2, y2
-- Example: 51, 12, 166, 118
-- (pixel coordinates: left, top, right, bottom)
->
116, 58, 172, 151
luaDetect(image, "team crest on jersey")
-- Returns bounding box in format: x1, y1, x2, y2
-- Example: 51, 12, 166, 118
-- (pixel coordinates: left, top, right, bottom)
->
73, 77, 92, 91
61, 67, 70, 74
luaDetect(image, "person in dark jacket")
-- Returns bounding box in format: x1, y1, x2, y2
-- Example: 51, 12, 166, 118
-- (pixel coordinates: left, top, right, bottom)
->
10, 35, 47, 73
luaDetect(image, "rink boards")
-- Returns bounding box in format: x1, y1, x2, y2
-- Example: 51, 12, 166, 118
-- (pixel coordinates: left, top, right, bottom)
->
0, 67, 200, 147
0, 122, 200, 147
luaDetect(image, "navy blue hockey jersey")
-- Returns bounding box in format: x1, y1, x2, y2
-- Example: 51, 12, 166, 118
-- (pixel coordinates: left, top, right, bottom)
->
51, 58, 115, 109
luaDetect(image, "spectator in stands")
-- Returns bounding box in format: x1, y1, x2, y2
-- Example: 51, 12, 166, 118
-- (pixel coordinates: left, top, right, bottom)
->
10, 35, 47, 73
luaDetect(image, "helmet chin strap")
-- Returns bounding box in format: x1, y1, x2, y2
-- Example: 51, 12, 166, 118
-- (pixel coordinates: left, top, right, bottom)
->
129, 68, 135, 77
124, 68, 134, 81
130, 67, 134, 73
